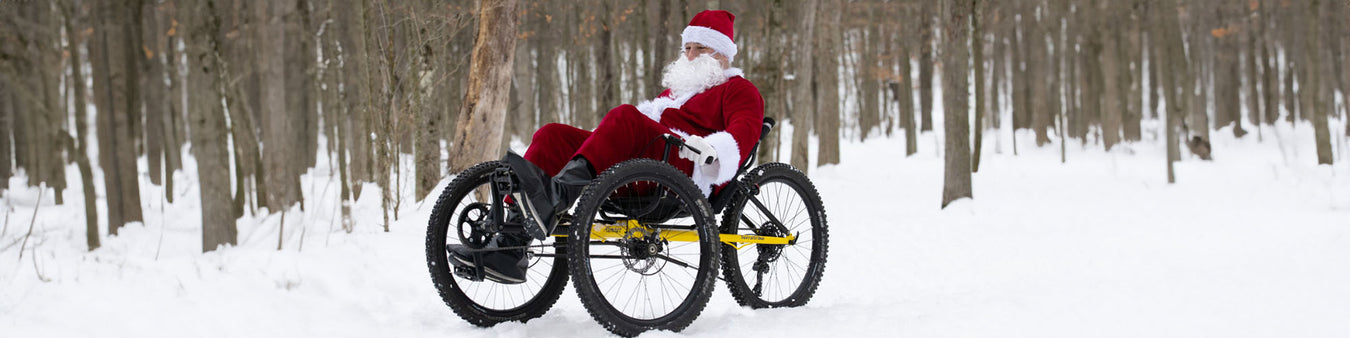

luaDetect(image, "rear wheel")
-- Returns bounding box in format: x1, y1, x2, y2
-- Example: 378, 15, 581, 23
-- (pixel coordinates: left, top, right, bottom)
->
567, 159, 720, 337
425, 161, 568, 326
720, 163, 829, 308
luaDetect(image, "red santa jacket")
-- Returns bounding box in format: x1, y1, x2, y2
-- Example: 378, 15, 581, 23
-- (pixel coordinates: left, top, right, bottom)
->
635, 68, 764, 196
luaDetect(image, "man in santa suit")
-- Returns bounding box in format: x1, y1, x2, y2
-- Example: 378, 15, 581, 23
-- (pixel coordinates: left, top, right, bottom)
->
452, 10, 763, 284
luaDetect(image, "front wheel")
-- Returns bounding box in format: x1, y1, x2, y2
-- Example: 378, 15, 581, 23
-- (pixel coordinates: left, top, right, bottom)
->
720, 162, 829, 308
425, 161, 569, 326
567, 159, 720, 337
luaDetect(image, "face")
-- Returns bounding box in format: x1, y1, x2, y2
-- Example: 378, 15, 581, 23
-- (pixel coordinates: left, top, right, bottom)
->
682, 42, 729, 68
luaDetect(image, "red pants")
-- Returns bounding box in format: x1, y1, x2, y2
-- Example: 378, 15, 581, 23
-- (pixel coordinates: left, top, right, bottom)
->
523, 104, 695, 177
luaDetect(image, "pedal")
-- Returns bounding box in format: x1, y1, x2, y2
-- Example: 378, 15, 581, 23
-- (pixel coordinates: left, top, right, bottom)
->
453, 265, 485, 282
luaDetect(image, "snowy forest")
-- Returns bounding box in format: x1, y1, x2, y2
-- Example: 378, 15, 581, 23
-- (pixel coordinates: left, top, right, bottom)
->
1, 0, 1349, 336
0, 0, 1346, 251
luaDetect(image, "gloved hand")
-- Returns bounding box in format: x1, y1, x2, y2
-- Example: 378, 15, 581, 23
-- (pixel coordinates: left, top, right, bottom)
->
678, 135, 719, 169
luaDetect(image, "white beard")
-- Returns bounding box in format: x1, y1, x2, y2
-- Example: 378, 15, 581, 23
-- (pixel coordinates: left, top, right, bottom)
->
660, 54, 726, 97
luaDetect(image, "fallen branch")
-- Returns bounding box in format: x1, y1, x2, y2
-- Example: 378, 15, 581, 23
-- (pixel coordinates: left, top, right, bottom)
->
18, 188, 44, 261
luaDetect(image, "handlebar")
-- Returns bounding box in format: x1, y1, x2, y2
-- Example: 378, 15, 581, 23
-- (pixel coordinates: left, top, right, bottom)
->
660, 134, 716, 165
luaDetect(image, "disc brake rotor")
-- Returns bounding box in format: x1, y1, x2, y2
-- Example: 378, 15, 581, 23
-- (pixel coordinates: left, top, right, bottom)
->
619, 225, 666, 275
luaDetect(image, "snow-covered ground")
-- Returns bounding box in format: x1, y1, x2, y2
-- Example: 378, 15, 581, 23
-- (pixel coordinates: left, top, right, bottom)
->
2, 118, 1348, 337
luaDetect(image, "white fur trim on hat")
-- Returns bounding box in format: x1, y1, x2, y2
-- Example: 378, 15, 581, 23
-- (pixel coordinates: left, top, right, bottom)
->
682, 26, 738, 63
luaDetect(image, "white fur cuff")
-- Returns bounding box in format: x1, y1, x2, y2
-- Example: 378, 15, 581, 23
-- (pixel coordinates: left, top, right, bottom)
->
690, 131, 741, 196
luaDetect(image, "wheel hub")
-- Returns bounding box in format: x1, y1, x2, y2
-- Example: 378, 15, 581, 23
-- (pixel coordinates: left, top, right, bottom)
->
619, 226, 666, 275
755, 221, 787, 264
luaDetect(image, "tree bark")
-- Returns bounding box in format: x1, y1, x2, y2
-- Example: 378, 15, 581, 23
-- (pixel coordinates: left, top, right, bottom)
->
918, 2, 935, 132
789, 0, 818, 174
261, 0, 303, 212
897, 17, 917, 157
858, 23, 879, 140
1156, 0, 1187, 183
448, 0, 517, 174
413, 8, 441, 201
971, 0, 985, 171
941, 0, 972, 208
61, 1, 99, 250
0, 77, 10, 196
815, 0, 841, 167
1121, 2, 1143, 142
91, 1, 145, 234
181, 0, 237, 251
289, 0, 318, 171
1304, 0, 1332, 164
142, 2, 167, 186
1098, 2, 1122, 151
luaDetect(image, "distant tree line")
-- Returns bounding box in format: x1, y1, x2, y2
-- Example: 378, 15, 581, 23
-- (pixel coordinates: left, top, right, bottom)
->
0, 0, 1345, 250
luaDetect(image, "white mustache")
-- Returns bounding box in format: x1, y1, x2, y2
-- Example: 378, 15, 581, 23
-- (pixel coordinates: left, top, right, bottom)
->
661, 54, 726, 96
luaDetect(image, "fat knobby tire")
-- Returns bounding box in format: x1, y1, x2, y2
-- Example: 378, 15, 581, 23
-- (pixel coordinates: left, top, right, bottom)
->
719, 162, 830, 308
425, 160, 568, 326
567, 159, 721, 337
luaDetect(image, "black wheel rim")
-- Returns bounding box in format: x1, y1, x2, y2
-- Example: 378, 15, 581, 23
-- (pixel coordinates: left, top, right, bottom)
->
440, 174, 560, 314
580, 175, 710, 322
730, 176, 819, 304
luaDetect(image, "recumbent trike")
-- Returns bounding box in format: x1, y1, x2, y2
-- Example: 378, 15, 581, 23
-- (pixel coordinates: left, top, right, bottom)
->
424, 117, 828, 337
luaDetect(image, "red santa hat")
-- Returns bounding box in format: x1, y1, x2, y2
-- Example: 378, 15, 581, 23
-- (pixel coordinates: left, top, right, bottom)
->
681, 10, 737, 63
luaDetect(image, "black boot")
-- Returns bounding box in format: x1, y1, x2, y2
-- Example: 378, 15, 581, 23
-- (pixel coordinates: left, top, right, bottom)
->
446, 233, 530, 284
503, 152, 594, 240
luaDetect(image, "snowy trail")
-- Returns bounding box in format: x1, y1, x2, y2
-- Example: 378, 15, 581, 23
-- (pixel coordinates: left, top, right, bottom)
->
2, 124, 1349, 337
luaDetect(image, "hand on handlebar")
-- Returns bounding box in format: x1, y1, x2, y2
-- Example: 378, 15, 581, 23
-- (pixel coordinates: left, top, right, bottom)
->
677, 135, 719, 168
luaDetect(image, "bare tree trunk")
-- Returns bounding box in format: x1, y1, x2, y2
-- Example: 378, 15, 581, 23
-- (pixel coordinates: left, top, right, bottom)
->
1304, 0, 1332, 164
181, 0, 237, 251
1214, 2, 1245, 138
0, 84, 10, 194
535, 17, 561, 126
261, 0, 303, 212
509, 37, 536, 145
448, 0, 517, 174
1156, 0, 1188, 182
337, 2, 371, 198
413, 9, 442, 201
163, 29, 182, 203
142, 2, 167, 186
897, 17, 917, 157
61, 1, 99, 250
789, 0, 818, 174
815, 0, 841, 167
1244, 17, 1264, 139
1012, 6, 1031, 145
91, 1, 145, 234
597, 1, 618, 111
1028, 4, 1051, 147
1187, 6, 1211, 146
290, 0, 318, 172
756, 0, 787, 164
858, 23, 880, 140
648, 0, 672, 99
971, 0, 985, 171
941, 0, 973, 208
918, 2, 935, 132
1121, 2, 1143, 142
1259, 0, 1278, 126
1098, 2, 1122, 151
